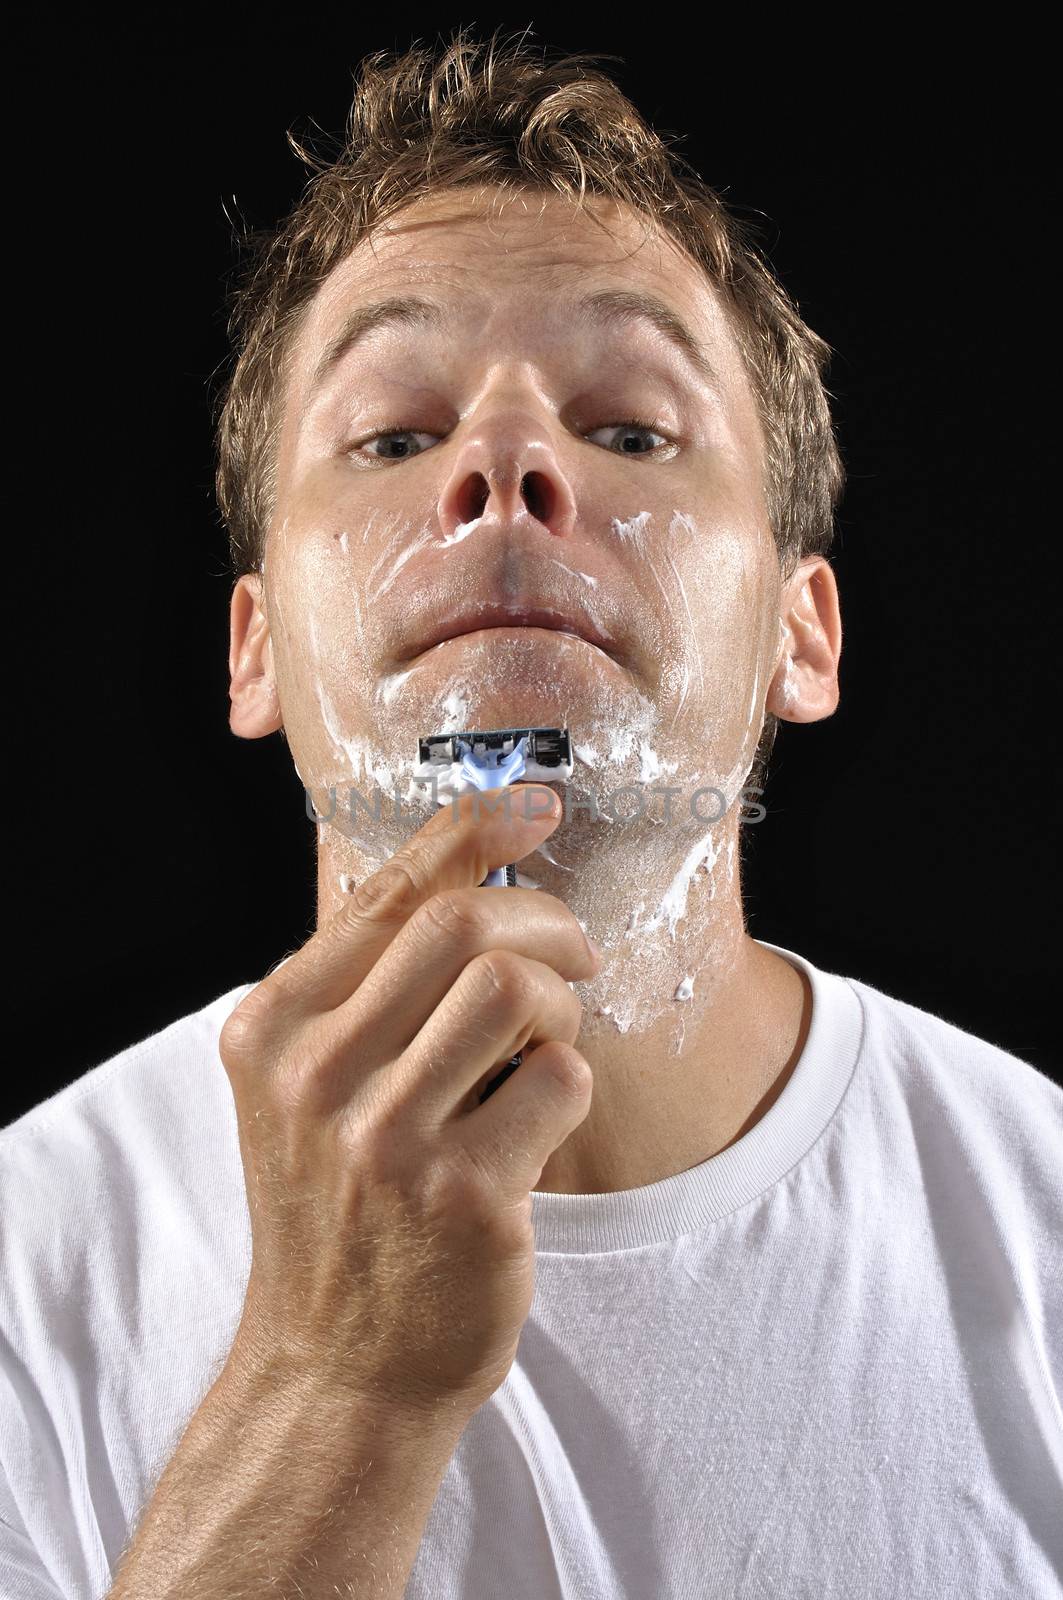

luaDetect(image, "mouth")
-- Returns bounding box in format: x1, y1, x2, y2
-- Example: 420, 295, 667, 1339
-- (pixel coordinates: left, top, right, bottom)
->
406, 604, 625, 665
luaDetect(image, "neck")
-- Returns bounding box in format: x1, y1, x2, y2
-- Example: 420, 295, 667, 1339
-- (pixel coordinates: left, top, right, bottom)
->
314, 802, 812, 1195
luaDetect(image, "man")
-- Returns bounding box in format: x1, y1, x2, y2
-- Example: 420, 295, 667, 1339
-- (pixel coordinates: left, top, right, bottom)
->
2, 28, 1060, 1600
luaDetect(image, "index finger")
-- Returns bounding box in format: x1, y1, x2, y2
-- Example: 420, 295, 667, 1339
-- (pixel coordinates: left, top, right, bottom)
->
250, 782, 564, 1019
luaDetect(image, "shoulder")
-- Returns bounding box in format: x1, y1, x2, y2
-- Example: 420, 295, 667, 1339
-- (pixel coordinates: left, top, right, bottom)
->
1, 979, 255, 1143
847, 969, 1059, 1103
0, 980, 255, 1250
843, 968, 1061, 1194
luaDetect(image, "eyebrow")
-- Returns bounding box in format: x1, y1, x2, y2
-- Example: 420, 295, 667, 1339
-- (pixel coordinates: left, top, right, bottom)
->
307, 287, 722, 399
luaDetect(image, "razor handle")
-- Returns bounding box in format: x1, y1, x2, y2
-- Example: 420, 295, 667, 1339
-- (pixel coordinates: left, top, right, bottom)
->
478, 861, 521, 1102
415, 729, 573, 1107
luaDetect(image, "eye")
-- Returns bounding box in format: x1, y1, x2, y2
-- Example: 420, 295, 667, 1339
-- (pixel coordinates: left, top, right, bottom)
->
350, 430, 439, 463
346, 418, 676, 465
586, 419, 673, 456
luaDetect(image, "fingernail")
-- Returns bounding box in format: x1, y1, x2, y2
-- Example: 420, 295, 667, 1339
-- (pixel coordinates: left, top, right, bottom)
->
516, 784, 561, 823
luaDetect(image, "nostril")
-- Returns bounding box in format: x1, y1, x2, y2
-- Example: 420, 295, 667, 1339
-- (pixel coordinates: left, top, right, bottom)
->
522, 470, 551, 525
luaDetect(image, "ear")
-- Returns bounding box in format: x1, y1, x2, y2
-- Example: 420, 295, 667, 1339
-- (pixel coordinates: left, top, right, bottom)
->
765, 556, 842, 723
228, 573, 283, 739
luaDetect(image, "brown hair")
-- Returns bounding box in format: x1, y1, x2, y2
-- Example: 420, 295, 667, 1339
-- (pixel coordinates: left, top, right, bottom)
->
212, 24, 845, 794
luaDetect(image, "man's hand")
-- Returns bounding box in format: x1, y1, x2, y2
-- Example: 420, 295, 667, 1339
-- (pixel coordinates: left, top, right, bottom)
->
219, 781, 600, 1424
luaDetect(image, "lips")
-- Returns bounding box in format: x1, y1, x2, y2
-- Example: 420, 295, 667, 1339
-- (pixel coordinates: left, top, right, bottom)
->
405, 602, 623, 664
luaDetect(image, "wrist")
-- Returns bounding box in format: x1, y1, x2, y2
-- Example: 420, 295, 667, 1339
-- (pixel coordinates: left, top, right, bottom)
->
210, 1333, 474, 1456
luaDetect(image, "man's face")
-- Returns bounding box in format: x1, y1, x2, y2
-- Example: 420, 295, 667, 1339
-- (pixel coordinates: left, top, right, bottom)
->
242, 186, 785, 839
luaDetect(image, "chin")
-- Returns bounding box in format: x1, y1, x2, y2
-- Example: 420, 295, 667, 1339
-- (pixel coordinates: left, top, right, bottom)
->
412, 628, 631, 706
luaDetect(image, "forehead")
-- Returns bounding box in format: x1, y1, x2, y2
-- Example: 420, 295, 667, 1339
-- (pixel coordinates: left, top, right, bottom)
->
293, 186, 744, 384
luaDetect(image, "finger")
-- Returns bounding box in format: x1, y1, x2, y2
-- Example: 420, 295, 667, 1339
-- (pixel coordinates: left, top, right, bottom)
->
338, 887, 600, 1065
449, 1038, 593, 1194
387, 951, 584, 1122
233, 783, 564, 1031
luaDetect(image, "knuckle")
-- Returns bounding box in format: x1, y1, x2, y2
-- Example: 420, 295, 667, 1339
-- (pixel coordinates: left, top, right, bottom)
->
415, 889, 490, 949
472, 948, 536, 1009
346, 859, 424, 923
219, 988, 273, 1061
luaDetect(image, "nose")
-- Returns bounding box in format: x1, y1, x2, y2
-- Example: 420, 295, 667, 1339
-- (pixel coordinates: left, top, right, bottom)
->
435, 398, 579, 543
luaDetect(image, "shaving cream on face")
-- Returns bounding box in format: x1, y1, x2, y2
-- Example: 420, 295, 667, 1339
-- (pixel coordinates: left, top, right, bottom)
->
440, 519, 482, 548
267, 489, 782, 1038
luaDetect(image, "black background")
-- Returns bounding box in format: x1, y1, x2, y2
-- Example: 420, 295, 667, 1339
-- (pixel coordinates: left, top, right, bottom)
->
8, 19, 1059, 1127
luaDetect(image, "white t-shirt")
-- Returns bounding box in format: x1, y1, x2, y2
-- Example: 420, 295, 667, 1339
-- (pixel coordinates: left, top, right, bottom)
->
1, 941, 1060, 1600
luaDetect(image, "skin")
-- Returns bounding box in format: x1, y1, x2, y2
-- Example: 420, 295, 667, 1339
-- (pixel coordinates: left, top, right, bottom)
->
227, 185, 842, 1196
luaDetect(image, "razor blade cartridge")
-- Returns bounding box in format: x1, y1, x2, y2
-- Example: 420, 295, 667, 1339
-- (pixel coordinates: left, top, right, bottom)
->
416, 726, 573, 783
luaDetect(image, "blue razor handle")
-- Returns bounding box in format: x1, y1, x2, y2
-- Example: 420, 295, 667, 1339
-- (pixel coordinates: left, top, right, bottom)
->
459, 737, 526, 1099
457, 734, 527, 887
414, 728, 573, 1103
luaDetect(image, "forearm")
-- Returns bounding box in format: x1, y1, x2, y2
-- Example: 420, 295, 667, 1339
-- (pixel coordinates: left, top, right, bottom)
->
107, 1353, 468, 1600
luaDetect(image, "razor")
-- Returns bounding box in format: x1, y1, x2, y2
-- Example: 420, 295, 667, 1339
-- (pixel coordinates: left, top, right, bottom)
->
414, 727, 573, 1103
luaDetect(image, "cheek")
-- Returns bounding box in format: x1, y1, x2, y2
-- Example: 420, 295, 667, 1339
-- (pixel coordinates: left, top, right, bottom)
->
285, 528, 381, 675
693, 532, 762, 629
670, 523, 776, 696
